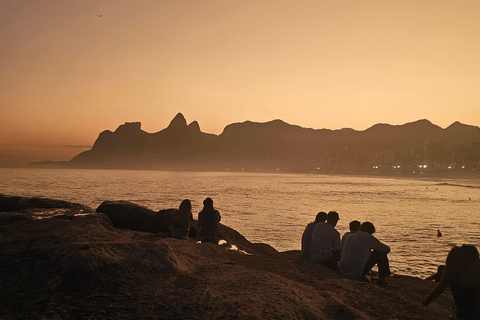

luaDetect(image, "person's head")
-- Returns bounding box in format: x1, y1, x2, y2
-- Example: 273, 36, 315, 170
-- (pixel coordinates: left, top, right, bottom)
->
360, 222, 376, 234
445, 245, 479, 281
326, 211, 339, 227
203, 197, 214, 211
315, 211, 327, 223
349, 220, 361, 233
179, 199, 192, 213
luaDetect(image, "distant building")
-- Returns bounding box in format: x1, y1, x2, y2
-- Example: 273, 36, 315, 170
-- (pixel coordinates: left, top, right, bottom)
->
423, 141, 444, 171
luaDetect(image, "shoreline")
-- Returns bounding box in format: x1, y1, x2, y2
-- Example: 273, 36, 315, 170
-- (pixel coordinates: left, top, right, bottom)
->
2, 165, 480, 181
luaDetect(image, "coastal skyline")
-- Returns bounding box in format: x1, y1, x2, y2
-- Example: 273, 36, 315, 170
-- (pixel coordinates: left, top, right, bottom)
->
1, 0, 480, 165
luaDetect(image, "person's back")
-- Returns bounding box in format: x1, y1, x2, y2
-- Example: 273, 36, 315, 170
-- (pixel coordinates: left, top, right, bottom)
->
301, 212, 327, 259
339, 231, 388, 278
339, 222, 390, 282
198, 209, 220, 235
198, 197, 221, 241
172, 209, 191, 230
310, 211, 341, 267
171, 199, 193, 239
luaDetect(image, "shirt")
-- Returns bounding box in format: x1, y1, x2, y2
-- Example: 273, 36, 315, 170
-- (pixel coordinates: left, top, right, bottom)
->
310, 222, 341, 264
301, 221, 317, 259
339, 230, 390, 279
341, 231, 353, 248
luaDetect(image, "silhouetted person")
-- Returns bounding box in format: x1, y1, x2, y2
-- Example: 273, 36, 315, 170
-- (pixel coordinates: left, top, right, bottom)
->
301, 212, 327, 259
198, 197, 221, 243
423, 245, 480, 319
341, 220, 361, 248
437, 229, 442, 237
171, 199, 194, 239
339, 222, 391, 284
425, 265, 446, 282
310, 211, 341, 268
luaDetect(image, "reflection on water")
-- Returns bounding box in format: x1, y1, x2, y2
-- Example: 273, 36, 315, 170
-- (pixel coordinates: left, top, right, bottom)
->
1, 168, 479, 278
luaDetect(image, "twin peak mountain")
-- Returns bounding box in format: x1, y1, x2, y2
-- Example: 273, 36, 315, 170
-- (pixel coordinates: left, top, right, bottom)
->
69, 113, 480, 173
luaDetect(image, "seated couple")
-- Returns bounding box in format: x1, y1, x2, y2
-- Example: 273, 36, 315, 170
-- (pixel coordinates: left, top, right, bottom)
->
171, 197, 221, 243
302, 211, 391, 284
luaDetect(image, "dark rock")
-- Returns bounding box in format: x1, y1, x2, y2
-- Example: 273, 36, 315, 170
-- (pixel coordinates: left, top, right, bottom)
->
95, 201, 175, 233
0, 194, 93, 212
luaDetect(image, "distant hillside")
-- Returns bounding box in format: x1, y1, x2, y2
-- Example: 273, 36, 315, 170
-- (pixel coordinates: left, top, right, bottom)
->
67, 113, 480, 174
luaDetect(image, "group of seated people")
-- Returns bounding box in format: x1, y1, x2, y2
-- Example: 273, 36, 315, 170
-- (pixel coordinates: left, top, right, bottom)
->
302, 211, 480, 319
170, 197, 221, 243
301, 211, 391, 284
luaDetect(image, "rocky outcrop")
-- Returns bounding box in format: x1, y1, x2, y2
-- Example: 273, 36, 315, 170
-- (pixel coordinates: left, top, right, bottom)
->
0, 195, 456, 319
95, 200, 174, 234
0, 194, 92, 212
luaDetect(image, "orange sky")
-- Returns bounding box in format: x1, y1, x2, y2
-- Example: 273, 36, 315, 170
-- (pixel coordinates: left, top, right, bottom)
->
1, 0, 480, 165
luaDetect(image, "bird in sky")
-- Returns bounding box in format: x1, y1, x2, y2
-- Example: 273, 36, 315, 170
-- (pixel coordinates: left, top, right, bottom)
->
97, 14, 103, 17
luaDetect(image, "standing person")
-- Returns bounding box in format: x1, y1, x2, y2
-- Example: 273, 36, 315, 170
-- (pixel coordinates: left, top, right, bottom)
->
423, 245, 480, 320
171, 199, 194, 240
198, 197, 221, 243
341, 220, 361, 248
301, 212, 327, 259
339, 222, 391, 284
310, 211, 341, 268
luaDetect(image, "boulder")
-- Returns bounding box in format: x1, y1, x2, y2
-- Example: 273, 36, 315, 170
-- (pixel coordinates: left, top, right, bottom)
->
95, 201, 174, 233
0, 194, 92, 212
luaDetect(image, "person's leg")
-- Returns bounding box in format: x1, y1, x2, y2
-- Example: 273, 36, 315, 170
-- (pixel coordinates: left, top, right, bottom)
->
322, 250, 341, 269
362, 250, 391, 278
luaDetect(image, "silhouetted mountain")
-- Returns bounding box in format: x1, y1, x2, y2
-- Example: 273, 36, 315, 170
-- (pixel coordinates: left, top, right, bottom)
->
68, 113, 480, 174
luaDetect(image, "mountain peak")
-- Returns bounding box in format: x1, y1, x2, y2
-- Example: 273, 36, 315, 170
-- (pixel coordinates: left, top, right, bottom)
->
114, 122, 142, 134
167, 113, 187, 130
188, 121, 201, 133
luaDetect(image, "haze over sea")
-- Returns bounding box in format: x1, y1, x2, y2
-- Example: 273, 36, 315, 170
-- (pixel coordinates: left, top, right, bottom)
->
1, 168, 479, 278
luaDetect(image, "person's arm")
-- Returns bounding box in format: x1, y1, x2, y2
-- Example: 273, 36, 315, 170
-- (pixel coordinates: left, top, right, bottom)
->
371, 237, 390, 254
422, 275, 448, 306
424, 274, 436, 281
198, 212, 203, 228
333, 231, 342, 251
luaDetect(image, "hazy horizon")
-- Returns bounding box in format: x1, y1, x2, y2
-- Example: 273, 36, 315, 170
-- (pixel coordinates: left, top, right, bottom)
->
1, 1, 480, 164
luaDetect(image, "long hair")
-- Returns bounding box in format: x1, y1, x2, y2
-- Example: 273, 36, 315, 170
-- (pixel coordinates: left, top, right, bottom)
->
179, 199, 192, 213
445, 245, 479, 283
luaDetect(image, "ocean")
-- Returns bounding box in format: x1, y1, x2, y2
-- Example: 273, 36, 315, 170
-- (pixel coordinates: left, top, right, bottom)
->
1, 168, 479, 278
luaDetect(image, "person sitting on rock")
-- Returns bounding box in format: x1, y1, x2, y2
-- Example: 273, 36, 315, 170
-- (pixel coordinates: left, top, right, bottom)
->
339, 222, 391, 284
301, 211, 327, 259
310, 211, 342, 268
198, 197, 221, 244
423, 245, 480, 319
341, 220, 361, 248
171, 199, 193, 240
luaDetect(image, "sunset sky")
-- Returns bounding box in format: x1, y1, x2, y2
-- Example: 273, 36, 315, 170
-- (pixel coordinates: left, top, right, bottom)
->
1, 0, 479, 165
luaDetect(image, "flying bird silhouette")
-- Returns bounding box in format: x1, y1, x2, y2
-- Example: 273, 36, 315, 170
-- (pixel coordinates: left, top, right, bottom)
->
97, 14, 103, 17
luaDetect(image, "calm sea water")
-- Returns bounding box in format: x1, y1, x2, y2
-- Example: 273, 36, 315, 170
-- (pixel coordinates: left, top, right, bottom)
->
1, 168, 479, 278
